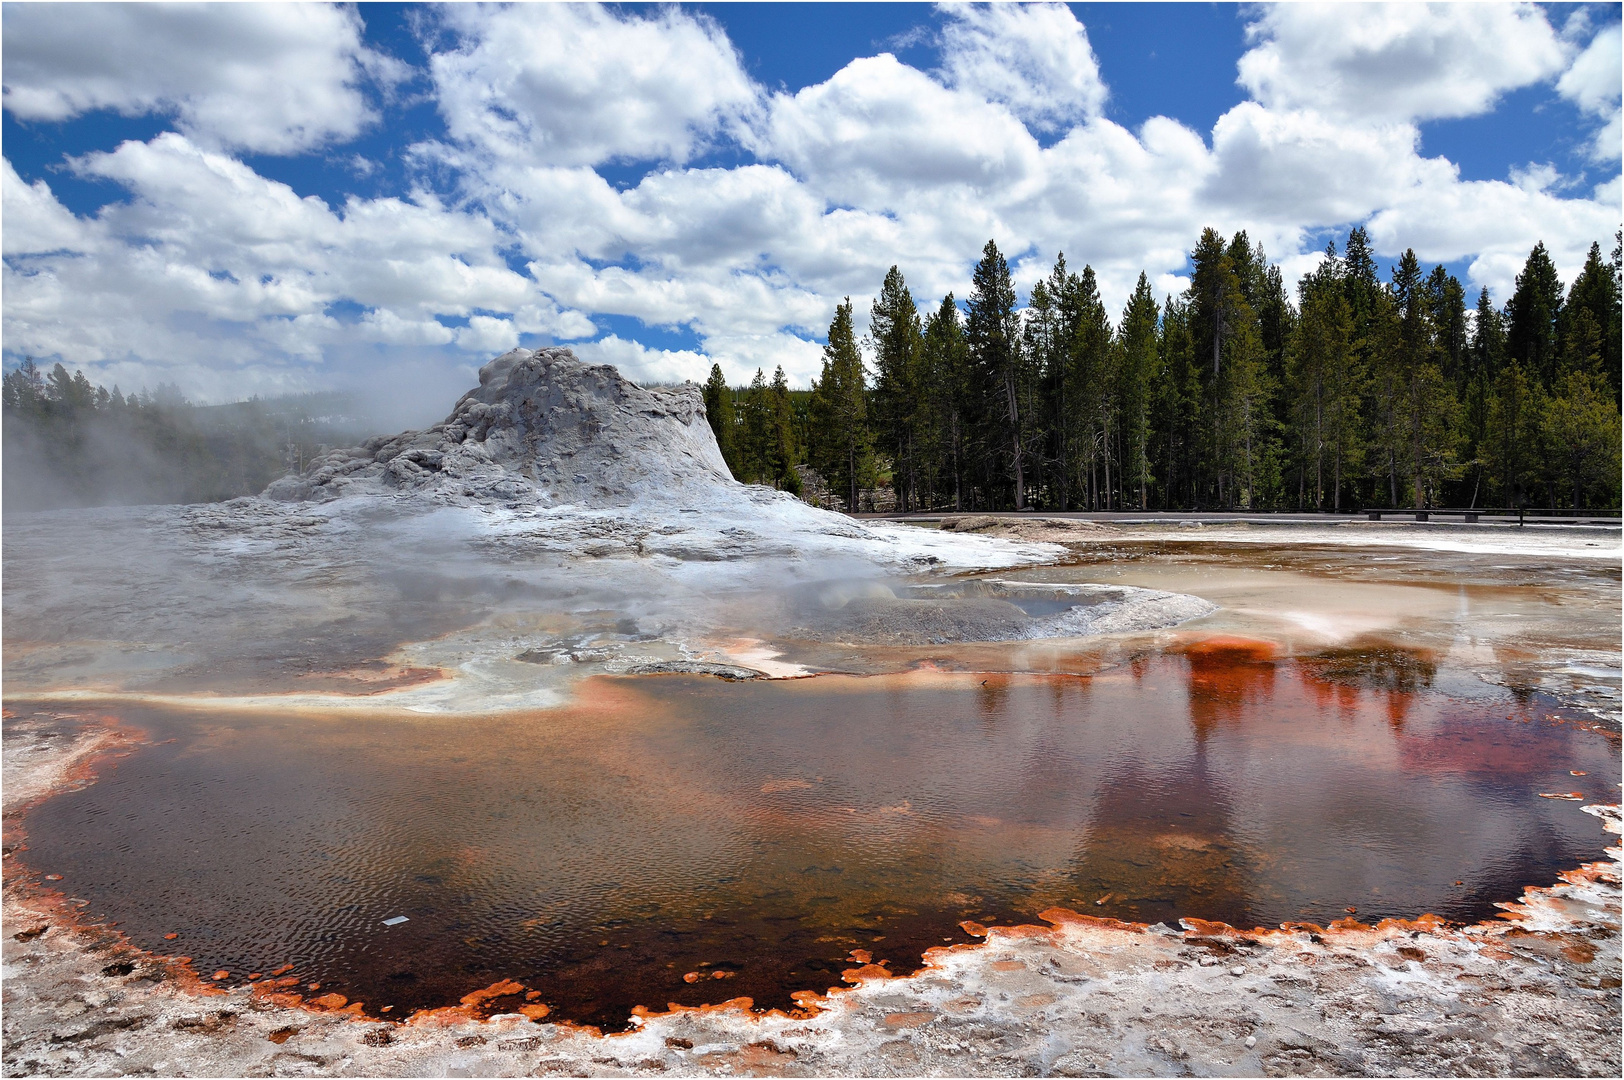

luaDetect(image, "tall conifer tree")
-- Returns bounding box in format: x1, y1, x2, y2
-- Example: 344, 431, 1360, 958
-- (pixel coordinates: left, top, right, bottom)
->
1506, 242, 1564, 386
809, 299, 874, 511
1117, 273, 1160, 509
1559, 241, 1622, 398
965, 240, 1027, 508
702, 363, 738, 477
869, 267, 925, 511
921, 294, 970, 510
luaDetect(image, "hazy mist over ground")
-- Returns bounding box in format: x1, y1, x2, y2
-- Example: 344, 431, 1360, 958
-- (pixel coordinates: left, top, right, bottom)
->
1, 381, 380, 512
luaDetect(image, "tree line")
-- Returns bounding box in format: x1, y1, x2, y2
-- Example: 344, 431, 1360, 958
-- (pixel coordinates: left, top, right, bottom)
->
704, 228, 1622, 513
2, 359, 367, 510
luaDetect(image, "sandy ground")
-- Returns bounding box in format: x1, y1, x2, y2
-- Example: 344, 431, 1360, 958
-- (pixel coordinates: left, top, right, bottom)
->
4, 712, 1619, 1078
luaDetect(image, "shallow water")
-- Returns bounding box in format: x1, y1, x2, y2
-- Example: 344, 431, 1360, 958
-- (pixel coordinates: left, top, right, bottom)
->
16, 644, 1618, 1030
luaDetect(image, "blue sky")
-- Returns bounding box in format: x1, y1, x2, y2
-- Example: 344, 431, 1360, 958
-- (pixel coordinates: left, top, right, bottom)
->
3, 2, 1620, 419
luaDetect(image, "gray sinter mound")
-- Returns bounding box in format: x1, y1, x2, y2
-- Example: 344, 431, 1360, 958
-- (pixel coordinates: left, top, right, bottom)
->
265, 347, 730, 507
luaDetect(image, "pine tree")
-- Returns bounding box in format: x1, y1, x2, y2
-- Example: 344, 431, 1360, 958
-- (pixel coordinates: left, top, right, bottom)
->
869, 266, 924, 511
1487, 361, 1541, 506
702, 363, 738, 477
1025, 255, 1084, 507
1289, 246, 1362, 509
1065, 265, 1113, 508
1543, 369, 1621, 509
1559, 241, 1622, 400
1364, 286, 1406, 506
1425, 265, 1470, 389
965, 240, 1027, 508
676, 226, 1617, 518
1150, 296, 1201, 508
809, 299, 874, 511
1459, 288, 1504, 505
740, 367, 772, 484
1399, 361, 1459, 509
1342, 229, 1385, 504
1188, 229, 1271, 507
1117, 273, 1159, 508
920, 294, 970, 510
1342, 227, 1383, 337
1, 357, 45, 414
1023, 274, 1058, 505
1506, 242, 1564, 386
767, 365, 800, 492
1383, 250, 1458, 508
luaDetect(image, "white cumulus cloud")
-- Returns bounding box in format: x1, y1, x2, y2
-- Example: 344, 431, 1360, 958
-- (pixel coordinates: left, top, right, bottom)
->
1557, 22, 1623, 162
1, 2, 399, 155
570, 334, 714, 386
938, 2, 1107, 133
2, 134, 589, 409
756, 53, 1042, 208
1237, 2, 1570, 123
2, 159, 89, 255
428, 3, 758, 168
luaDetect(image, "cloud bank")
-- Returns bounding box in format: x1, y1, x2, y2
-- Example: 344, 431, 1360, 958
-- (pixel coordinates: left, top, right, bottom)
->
3, 1, 1618, 411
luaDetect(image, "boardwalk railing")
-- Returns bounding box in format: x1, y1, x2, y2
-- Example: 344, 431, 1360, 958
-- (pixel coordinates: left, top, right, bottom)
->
1366, 508, 1622, 524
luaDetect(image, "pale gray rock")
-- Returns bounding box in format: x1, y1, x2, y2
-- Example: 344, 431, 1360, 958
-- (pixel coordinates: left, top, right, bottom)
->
264, 347, 730, 507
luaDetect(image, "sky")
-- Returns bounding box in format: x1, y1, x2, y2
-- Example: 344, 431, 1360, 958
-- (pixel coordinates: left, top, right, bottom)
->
3, 1, 1620, 424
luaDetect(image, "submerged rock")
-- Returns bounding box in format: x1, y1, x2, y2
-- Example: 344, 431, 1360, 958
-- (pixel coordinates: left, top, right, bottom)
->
265, 347, 731, 507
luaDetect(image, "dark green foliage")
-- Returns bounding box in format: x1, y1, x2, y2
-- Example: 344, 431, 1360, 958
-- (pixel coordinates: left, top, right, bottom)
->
766, 366, 802, 495
702, 362, 738, 476
1116, 274, 1159, 509
1543, 369, 1621, 509
1186, 228, 1278, 507
733, 366, 802, 491
1288, 245, 1361, 509
919, 294, 970, 509
1559, 240, 1622, 401
1486, 361, 1541, 507
1425, 265, 1470, 388
869, 266, 925, 510
1149, 295, 1201, 508
965, 240, 1029, 508
1383, 250, 1460, 508
808, 299, 875, 510
1506, 241, 1564, 385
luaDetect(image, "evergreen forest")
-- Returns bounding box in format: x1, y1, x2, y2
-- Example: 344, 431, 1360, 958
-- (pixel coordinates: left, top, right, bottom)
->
706, 227, 1623, 514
